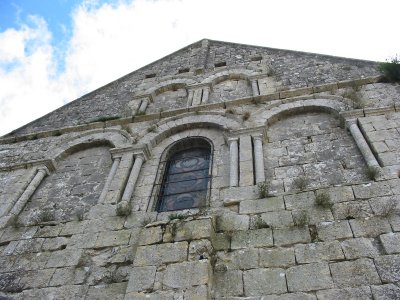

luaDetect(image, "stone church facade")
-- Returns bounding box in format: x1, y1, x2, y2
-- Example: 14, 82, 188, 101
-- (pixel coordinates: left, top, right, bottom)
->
0, 39, 399, 299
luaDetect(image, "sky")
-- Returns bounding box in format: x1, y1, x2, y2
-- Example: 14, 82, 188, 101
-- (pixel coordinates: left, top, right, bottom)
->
0, 0, 399, 136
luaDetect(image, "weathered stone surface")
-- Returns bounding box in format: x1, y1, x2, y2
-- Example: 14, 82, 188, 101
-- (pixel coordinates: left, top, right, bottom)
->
284, 192, 315, 210
260, 210, 294, 228
380, 232, 400, 254
126, 266, 156, 293
67, 232, 98, 249
162, 260, 210, 289
134, 242, 188, 266
316, 286, 373, 300
214, 270, 243, 297
217, 214, 249, 231
274, 227, 311, 246
239, 196, 284, 214
95, 229, 131, 248
46, 248, 83, 268
259, 247, 295, 268
295, 241, 344, 263
316, 220, 353, 241
349, 217, 392, 238
341, 237, 379, 259
138, 226, 163, 245
231, 228, 273, 249
330, 258, 381, 287
49, 267, 88, 286
42, 237, 69, 251
174, 218, 214, 241
86, 282, 127, 300
243, 268, 287, 296
286, 263, 333, 292
374, 254, 400, 283
189, 239, 213, 261
216, 248, 258, 270
221, 186, 258, 204
371, 284, 400, 300
352, 182, 392, 199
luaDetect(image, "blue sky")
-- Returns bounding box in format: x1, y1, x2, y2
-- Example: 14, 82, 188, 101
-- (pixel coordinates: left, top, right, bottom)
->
0, 0, 399, 136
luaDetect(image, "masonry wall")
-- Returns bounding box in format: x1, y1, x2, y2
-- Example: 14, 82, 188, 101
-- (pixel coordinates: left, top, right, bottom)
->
0, 40, 400, 299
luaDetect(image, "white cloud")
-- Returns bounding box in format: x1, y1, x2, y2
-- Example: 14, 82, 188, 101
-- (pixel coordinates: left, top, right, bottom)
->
1, 0, 400, 136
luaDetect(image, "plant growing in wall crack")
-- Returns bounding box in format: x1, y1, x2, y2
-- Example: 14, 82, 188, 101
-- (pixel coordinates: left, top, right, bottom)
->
379, 55, 400, 82
257, 182, 269, 198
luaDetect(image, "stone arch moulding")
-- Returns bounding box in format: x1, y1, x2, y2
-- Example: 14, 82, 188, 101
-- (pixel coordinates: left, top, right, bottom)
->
136, 113, 242, 148
200, 68, 259, 86
50, 129, 133, 162
140, 78, 197, 98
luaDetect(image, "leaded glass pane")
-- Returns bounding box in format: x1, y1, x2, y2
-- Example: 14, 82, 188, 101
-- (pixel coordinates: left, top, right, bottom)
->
157, 147, 210, 212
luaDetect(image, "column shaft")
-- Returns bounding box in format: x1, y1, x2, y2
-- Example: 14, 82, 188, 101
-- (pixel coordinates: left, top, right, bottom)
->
138, 99, 149, 113
10, 167, 48, 216
121, 155, 144, 202
253, 136, 266, 183
229, 138, 239, 187
349, 122, 380, 168
99, 157, 121, 204
251, 80, 259, 96
202, 87, 209, 104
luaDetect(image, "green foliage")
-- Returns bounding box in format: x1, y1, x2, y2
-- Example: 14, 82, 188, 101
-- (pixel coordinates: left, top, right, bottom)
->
365, 166, 380, 180
147, 125, 157, 133
342, 88, 364, 109
257, 182, 269, 199
225, 108, 236, 115
293, 210, 309, 227
116, 201, 131, 216
242, 111, 251, 121
253, 216, 270, 229
378, 198, 397, 217
34, 209, 55, 224
379, 55, 400, 82
315, 192, 333, 208
293, 176, 309, 191
168, 213, 185, 221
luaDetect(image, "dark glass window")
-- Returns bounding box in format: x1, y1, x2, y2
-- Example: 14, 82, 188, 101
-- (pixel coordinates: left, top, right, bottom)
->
156, 147, 211, 212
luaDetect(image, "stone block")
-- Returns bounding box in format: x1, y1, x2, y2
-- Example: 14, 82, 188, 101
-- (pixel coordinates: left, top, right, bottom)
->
284, 192, 315, 210
243, 268, 287, 296
86, 282, 127, 300
189, 239, 213, 261
138, 226, 163, 245
371, 283, 400, 300
330, 258, 381, 287
49, 267, 87, 286
67, 232, 98, 249
380, 232, 400, 254
95, 229, 131, 248
352, 182, 392, 199
17, 284, 89, 300
239, 196, 284, 214
217, 214, 249, 232
35, 224, 63, 238
19, 269, 55, 289
126, 266, 156, 293
374, 254, 400, 283
341, 237, 379, 259
46, 248, 83, 268
273, 227, 311, 246
84, 217, 125, 233
124, 212, 157, 228
211, 232, 230, 251
260, 210, 293, 228
184, 285, 210, 300
295, 241, 344, 263
316, 220, 353, 241
316, 286, 373, 300
216, 248, 258, 270
42, 237, 69, 251
231, 228, 273, 249
315, 186, 354, 203
213, 270, 243, 297
220, 186, 258, 205
349, 217, 392, 238
60, 221, 85, 236
174, 218, 215, 241
162, 260, 210, 289
286, 263, 333, 292
134, 241, 188, 266
259, 247, 295, 268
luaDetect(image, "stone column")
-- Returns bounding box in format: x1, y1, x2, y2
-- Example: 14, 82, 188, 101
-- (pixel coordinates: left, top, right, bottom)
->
253, 134, 266, 183
187, 90, 194, 107
201, 87, 210, 104
121, 154, 145, 203
9, 167, 49, 217
348, 121, 380, 168
138, 99, 149, 113
99, 156, 121, 204
228, 138, 239, 187
251, 80, 259, 96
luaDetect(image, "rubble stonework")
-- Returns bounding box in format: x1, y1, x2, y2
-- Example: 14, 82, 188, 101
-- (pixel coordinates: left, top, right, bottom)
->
0, 39, 400, 299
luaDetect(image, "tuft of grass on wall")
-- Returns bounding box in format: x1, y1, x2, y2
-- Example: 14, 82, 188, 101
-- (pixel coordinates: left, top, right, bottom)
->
379, 55, 400, 82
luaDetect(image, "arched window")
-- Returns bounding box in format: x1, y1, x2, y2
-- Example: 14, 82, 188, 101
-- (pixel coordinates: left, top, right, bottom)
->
155, 138, 212, 212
